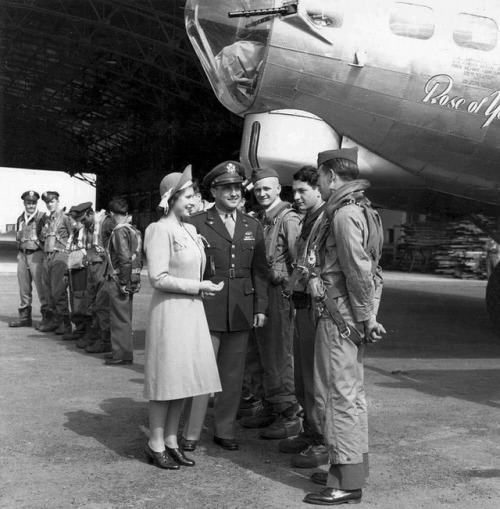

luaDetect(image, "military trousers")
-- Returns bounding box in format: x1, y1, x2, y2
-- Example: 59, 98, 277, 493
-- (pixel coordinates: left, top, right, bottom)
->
16, 249, 48, 314
108, 281, 133, 361
183, 330, 250, 440
313, 313, 368, 490
42, 251, 69, 318
253, 283, 297, 414
294, 306, 322, 437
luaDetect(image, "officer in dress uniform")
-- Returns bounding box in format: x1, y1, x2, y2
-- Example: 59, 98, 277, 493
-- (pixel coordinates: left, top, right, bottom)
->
9, 191, 48, 328
181, 161, 269, 451
38, 191, 72, 334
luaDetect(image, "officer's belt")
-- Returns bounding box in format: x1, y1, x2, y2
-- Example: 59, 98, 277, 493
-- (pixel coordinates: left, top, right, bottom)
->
214, 269, 251, 279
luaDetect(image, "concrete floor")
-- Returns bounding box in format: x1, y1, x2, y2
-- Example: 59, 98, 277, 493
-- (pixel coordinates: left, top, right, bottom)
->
1, 242, 500, 509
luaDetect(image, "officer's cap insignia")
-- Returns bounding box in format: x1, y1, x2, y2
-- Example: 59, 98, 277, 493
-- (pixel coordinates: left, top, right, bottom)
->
29, 191, 34, 197
226, 163, 236, 174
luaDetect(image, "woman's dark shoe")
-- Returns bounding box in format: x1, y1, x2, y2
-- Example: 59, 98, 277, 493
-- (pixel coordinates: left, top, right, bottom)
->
166, 446, 195, 467
180, 437, 198, 452
144, 444, 180, 470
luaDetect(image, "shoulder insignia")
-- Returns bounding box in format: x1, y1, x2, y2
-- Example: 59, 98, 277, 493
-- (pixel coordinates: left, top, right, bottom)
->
242, 212, 259, 222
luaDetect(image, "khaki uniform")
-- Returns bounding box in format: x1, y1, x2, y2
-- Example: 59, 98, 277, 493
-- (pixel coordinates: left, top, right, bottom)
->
41, 209, 72, 323
313, 181, 383, 490
14, 210, 48, 316
252, 202, 301, 414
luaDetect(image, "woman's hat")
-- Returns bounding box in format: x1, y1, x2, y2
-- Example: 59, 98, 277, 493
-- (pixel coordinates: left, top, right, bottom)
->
159, 164, 193, 210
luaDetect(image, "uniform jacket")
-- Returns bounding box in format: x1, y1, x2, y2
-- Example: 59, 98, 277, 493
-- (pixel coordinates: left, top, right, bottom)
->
319, 180, 383, 324
41, 209, 72, 252
258, 201, 301, 285
108, 223, 142, 286
187, 207, 269, 332
16, 210, 46, 250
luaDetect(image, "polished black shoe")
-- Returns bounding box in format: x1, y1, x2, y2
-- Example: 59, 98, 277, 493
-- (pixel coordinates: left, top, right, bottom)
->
104, 359, 133, 366
303, 488, 362, 505
311, 471, 328, 486
144, 444, 179, 470
165, 446, 195, 467
180, 437, 198, 452
213, 436, 239, 451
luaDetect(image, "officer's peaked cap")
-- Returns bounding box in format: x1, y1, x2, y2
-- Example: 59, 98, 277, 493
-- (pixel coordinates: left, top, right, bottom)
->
21, 190, 40, 201
203, 161, 245, 188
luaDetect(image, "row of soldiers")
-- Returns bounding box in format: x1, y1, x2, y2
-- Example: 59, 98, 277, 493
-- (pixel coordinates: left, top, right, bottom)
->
9, 190, 142, 365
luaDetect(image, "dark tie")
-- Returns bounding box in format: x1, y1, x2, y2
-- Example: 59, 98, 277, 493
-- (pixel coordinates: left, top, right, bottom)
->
224, 213, 235, 238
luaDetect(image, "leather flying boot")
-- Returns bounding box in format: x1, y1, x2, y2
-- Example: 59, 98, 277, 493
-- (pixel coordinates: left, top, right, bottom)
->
55, 315, 72, 335
35, 310, 52, 331
237, 396, 263, 419
259, 413, 302, 440
62, 321, 87, 341
39, 314, 61, 333
85, 330, 112, 354
279, 428, 315, 454
76, 323, 98, 349
291, 444, 329, 468
9, 307, 32, 328
239, 402, 276, 429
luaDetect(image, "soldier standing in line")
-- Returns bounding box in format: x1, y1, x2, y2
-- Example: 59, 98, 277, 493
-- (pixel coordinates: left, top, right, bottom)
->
181, 161, 269, 451
9, 191, 48, 328
61, 205, 88, 341
102, 197, 142, 365
239, 168, 302, 439
304, 148, 385, 506
38, 191, 72, 335
280, 166, 328, 468
64, 203, 115, 349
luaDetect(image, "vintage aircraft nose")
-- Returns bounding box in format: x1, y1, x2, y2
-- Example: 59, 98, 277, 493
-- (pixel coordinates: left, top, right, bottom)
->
185, 0, 273, 114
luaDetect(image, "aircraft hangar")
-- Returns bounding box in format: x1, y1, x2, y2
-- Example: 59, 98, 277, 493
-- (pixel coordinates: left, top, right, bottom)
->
0, 0, 243, 218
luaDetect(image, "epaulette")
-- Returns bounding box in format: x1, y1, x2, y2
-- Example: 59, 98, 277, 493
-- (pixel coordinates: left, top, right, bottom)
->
242, 212, 259, 222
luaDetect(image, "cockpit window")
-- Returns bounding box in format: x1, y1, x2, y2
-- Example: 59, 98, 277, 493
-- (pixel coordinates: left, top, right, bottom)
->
185, 0, 272, 115
390, 3, 435, 40
453, 13, 498, 51
303, 0, 344, 28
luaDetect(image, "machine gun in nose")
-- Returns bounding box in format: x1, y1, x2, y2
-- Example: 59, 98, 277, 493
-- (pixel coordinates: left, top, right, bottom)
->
228, 2, 297, 19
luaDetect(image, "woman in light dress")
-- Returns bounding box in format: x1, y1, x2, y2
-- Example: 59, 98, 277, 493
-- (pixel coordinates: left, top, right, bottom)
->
143, 165, 223, 470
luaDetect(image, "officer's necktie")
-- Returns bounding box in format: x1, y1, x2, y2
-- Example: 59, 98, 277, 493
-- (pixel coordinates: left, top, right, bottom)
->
224, 213, 235, 238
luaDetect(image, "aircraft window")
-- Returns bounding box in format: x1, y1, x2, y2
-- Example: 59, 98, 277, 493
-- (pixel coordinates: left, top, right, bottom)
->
453, 13, 497, 51
390, 3, 435, 40
303, 0, 344, 28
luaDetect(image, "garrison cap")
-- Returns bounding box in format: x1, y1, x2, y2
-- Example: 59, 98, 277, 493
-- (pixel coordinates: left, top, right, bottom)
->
203, 161, 245, 188
21, 190, 40, 201
42, 191, 60, 202
71, 202, 93, 218
251, 167, 280, 184
318, 147, 358, 168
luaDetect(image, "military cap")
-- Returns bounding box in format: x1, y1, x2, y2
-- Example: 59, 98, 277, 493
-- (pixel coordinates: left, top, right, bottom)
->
42, 191, 60, 202
21, 190, 40, 201
317, 147, 358, 168
251, 167, 280, 184
71, 202, 93, 218
203, 161, 245, 188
